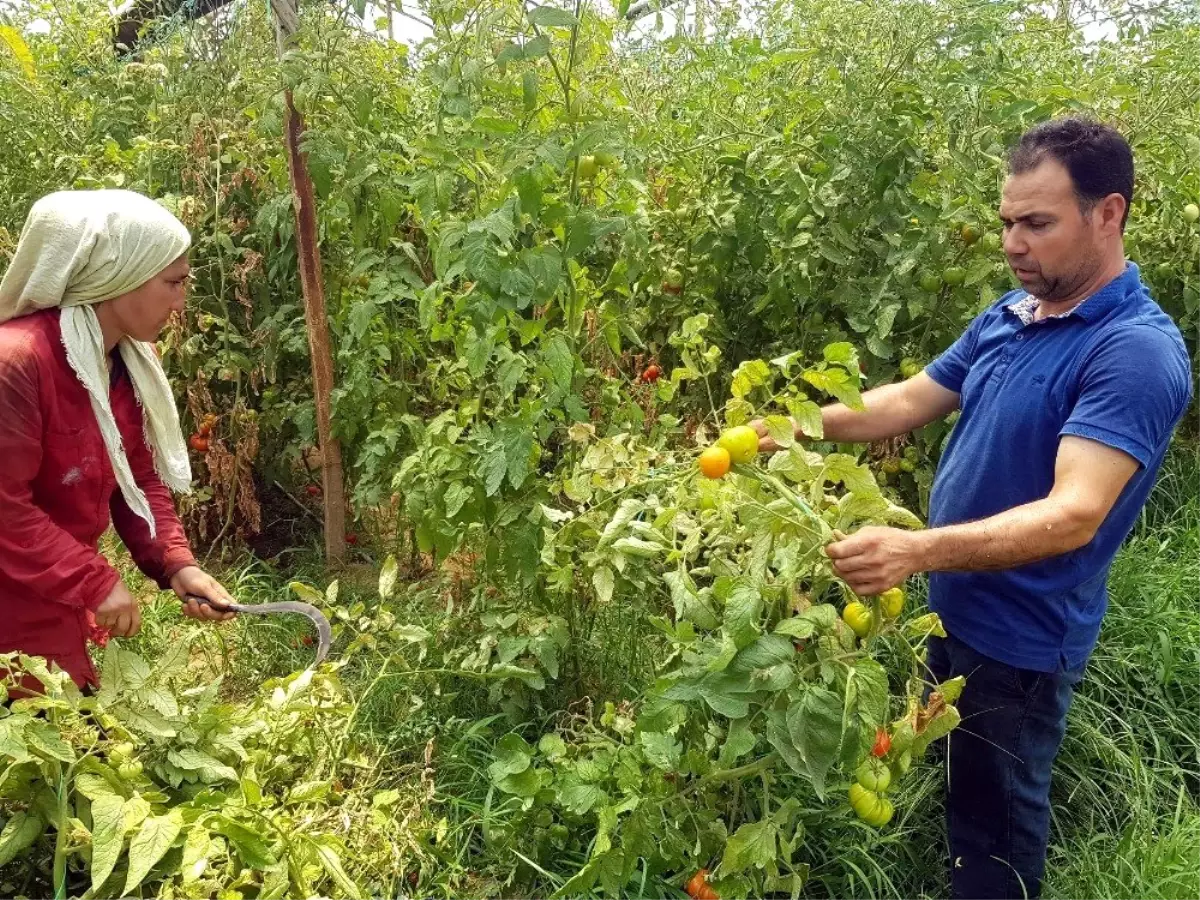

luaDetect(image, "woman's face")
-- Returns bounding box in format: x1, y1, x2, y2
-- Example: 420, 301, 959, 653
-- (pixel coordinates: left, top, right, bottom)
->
105, 254, 191, 342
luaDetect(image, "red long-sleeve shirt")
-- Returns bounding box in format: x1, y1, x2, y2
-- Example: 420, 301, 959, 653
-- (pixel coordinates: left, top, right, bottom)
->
0, 309, 196, 688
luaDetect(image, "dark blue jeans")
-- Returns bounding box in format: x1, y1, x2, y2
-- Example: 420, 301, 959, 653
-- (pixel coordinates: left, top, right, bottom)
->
926, 632, 1085, 900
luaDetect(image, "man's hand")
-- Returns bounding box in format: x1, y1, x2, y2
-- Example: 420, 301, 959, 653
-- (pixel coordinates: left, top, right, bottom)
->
826, 526, 924, 597
749, 418, 789, 454
95, 580, 141, 637
171, 566, 237, 623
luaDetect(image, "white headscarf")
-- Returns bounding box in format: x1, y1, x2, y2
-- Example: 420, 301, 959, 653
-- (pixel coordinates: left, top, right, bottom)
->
0, 190, 193, 538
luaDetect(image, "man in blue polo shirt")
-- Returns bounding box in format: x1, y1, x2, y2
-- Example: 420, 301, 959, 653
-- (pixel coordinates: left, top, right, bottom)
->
754, 118, 1192, 898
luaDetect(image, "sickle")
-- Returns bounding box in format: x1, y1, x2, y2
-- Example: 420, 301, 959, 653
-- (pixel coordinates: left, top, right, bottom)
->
184, 594, 332, 665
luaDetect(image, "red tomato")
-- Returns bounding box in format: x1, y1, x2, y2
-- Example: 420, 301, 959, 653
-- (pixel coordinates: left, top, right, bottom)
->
641, 364, 662, 383
305, 485, 321, 497
345, 533, 358, 546
872, 727, 892, 758
188, 434, 209, 453
685, 870, 719, 900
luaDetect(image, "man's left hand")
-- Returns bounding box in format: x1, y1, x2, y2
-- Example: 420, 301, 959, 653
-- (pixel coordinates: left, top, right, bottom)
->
170, 566, 237, 622
825, 526, 924, 596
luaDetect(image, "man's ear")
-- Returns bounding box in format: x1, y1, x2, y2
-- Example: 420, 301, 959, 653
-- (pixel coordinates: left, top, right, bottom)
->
1097, 192, 1127, 235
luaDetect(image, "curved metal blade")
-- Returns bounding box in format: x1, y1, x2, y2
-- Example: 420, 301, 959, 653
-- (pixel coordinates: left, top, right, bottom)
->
185, 594, 333, 665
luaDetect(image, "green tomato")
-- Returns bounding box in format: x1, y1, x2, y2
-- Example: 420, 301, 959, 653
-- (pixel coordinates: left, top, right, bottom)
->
981, 232, 1002, 252
858, 794, 895, 827
919, 273, 942, 293
118, 760, 143, 780
879, 587, 905, 619
718, 425, 760, 465
849, 783, 894, 826
842, 602, 872, 639
856, 757, 892, 792
1184, 203, 1199, 224
578, 155, 599, 180
942, 266, 967, 287
899, 458, 916, 473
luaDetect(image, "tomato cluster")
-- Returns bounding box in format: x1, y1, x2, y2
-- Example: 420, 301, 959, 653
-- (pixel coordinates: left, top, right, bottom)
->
696, 425, 760, 480
189, 412, 218, 453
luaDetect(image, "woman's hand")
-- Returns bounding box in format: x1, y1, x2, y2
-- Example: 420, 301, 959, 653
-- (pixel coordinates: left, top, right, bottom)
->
170, 566, 237, 622
95, 580, 141, 636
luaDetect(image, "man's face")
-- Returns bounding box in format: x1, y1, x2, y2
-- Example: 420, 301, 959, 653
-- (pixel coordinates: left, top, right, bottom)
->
999, 158, 1106, 302
108, 254, 190, 342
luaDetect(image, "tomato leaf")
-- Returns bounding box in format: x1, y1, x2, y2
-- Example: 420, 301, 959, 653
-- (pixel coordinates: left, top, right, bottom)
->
719, 717, 758, 767
592, 566, 615, 604
209, 815, 276, 868
307, 835, 365, 900
638, 731, 682, 771
722, 577, 763, 649
802, 367, 864, 410
25, 720, 75, 763
729, 634, 795, 674
721, 818, 778, 874
774, 618, 816, 640
488, 733, 533, 781
124, 812, 182, 894
731, 359, 771, 398
89, 795, 125, 892
528, 7, 578, 28
762, 414, 796, 448
180, 825, 212, 885
787, 686, 844, 798
0, 811, 44, 868
664, 569, 719, 630
167, 748, 238, 784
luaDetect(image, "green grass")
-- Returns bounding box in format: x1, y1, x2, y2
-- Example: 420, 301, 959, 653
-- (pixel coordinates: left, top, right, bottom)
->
96, 446, 1199, 897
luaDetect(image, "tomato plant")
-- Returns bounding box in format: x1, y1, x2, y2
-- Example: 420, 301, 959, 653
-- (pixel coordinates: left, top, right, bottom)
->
0, 647, 416, 898
485, 333, 962, 895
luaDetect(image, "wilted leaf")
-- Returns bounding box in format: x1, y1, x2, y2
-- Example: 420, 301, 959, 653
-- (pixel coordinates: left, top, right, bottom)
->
379, 554, 399, 600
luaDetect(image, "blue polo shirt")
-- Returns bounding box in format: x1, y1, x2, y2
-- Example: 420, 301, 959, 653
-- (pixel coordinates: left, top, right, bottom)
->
925, 262, 1192, 673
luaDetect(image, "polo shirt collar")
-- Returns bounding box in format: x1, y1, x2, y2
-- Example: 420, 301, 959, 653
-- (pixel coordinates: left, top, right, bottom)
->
1003, 262, 1139, 324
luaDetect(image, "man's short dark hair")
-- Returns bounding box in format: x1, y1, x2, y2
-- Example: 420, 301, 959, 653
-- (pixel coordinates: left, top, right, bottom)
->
1008, 118, 1134, 230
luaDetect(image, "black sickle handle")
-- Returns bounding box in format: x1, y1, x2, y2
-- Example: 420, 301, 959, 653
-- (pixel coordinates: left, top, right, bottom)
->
184, 593, 241, 613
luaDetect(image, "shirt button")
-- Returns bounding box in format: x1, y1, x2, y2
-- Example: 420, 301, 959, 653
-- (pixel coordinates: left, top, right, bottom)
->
1016, 334, 1025, 341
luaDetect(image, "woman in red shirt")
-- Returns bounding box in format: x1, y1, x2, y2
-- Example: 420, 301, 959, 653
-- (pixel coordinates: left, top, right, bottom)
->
0, 190, 234, 691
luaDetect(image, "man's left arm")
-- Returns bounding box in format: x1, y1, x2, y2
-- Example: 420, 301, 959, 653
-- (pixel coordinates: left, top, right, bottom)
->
827, 437, 1136, 596
828, 323, 1191, 596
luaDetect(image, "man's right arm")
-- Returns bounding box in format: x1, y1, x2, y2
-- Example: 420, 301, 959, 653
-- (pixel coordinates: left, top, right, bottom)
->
757, 305, 990, 449
755, 372, 960, 450
820, 372, 960, 442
